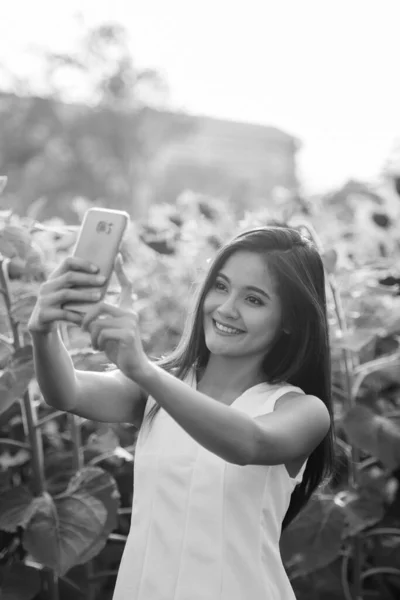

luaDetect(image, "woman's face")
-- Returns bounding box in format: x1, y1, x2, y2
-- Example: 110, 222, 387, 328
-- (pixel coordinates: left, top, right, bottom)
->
203, 251, 283, 361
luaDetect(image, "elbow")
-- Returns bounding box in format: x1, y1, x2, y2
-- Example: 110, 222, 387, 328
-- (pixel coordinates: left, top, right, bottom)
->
238, 421, 285, 467
231, 421, 260, 466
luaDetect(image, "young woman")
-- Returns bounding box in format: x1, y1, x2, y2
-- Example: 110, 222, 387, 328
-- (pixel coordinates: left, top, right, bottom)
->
28, 226, 334, 600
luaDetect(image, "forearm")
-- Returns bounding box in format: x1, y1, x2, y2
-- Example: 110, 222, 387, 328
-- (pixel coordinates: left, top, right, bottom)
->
30, 328, 79, 412
136, 363, 256, 464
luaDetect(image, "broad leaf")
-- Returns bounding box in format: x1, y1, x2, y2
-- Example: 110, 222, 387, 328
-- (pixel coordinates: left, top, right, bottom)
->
0, 563, 41, 600
10, 293, 38, 326
63, 466, 120, 565
86, 427, 120, 452
44, 450, 77, 496
0, 485, 34, 532
335, 485, 384, 536
0, 346, 35, 415
0, 225, 32, 260
280, 494, 345, 577
0, 338, 13, 369
0, 449, 31, 470
23, 489, 107, 576
342, 405, 400, 471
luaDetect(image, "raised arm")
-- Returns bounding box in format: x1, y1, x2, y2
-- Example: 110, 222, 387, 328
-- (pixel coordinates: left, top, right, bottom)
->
81, 298, 330, 465
28, 255, 148, 427
133, 363, 330, 465
31, 328, 147, 426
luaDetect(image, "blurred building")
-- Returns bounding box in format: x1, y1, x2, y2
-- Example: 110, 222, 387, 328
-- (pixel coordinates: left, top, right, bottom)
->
147, 111, 301, 210
0, 92, 300, 218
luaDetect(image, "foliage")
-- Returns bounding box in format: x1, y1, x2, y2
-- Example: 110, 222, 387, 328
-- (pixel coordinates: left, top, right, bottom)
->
1, 187, 400, 599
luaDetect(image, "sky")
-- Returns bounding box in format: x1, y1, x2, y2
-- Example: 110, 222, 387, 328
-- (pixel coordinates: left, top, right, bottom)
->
1, 0, 400, 193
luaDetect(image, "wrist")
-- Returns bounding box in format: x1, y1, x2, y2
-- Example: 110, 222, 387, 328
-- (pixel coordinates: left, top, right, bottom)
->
131, 360, 157, 389
28, 323, 58, 337
29, 323, 58, 340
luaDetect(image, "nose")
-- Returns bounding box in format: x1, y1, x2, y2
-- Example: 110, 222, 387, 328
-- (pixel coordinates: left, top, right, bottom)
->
217, 295, 240, 320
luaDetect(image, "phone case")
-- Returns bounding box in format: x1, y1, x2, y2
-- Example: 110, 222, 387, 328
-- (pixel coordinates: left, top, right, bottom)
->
63, 207, 129, 314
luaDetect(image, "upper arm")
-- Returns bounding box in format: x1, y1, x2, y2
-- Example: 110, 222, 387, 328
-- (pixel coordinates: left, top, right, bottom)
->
249, 393, 331, 466
74, 368, 148, 427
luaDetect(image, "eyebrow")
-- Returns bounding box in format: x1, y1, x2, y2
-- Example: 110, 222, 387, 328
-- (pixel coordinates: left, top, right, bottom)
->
216, 272, 271, 299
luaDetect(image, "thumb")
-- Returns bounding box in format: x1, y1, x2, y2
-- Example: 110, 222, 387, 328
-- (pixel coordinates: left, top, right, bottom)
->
115, 255, 135, 309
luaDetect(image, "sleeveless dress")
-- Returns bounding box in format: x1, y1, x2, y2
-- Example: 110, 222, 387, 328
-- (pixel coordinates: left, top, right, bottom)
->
112, 372, 306, 600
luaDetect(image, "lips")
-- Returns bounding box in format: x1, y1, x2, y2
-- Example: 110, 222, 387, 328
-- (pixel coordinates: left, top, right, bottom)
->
212, 319, 245, 335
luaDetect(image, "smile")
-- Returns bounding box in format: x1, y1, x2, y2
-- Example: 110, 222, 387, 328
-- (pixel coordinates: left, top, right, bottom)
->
212, 319, 245, 335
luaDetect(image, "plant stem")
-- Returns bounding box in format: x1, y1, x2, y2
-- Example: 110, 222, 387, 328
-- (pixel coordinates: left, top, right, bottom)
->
298, 223, 363, 599
0, 438, 31, 450
0, 256, 59, 600
60, 325, 96, 600
69, 414, 84, 472
21, 389, 46, 495
42, 569, 60, 600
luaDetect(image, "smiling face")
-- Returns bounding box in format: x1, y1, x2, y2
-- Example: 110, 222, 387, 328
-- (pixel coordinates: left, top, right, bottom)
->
202, 250, 283, 364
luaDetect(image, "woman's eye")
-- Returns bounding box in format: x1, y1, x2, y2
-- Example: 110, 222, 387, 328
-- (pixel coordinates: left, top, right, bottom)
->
215, 281, 226, 291
247, 296, 263, 306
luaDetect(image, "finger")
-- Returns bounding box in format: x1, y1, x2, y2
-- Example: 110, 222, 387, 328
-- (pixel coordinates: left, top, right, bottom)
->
45, 271, 106, 292
43, 287, 103, 307
97, 328, 131, 352
81, 302, 129, 331
114, 256, 135, 309
52, 256, 99, 278
87, 317, 126, 348
38, 308, 84, 327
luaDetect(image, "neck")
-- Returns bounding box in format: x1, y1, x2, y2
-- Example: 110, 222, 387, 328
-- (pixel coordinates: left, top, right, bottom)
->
197, 354, 266, 401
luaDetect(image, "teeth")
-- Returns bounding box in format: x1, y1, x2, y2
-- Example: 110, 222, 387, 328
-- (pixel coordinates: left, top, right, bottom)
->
214, 320, 243, 334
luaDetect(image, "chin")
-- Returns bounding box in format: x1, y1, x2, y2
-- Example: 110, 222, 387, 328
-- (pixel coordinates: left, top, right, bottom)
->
204, 332, 241, 357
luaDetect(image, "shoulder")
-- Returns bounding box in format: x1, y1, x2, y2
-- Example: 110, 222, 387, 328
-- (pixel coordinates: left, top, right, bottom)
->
275, 391, 331, 429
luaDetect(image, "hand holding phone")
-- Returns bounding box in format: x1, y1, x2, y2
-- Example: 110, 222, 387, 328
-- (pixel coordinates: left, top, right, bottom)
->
63, 207, 130, 314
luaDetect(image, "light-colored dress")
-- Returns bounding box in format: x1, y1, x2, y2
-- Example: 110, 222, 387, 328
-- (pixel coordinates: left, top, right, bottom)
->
112, 372, 306, 600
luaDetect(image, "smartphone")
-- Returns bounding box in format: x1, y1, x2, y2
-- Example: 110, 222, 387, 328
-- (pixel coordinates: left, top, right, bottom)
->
63, 207, 130, 314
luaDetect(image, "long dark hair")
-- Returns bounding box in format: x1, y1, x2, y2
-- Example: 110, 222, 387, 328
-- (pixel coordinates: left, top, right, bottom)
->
146, 226, 335, 530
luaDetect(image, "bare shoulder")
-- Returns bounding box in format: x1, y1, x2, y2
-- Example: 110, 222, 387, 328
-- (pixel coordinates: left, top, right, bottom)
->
250, 391, 331, 465
275, 391, 331, 431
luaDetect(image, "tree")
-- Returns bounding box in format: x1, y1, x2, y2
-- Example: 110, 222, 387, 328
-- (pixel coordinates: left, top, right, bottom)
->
0, 22, 192, 221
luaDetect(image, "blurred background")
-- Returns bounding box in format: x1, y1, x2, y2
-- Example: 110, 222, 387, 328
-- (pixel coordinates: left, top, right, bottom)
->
2, 3, 400, 600
1, 0, 400, 223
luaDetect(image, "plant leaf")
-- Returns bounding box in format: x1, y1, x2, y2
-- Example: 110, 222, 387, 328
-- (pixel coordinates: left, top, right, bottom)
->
342, 405, 400, 471
0, 225, 32, 259
0, 339, 13, 369
335, 485, 385, 536
23, 489, 107, 576
0, 345, 34, 388
280, 494, 345, 577
10, 293, 38, 326
0, 563, 41, 600
0, 346, 35, 415
63, 466, 120, 565
332, 328, 378, 352
86, 427, 120, 454
0, 486, 34, 532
